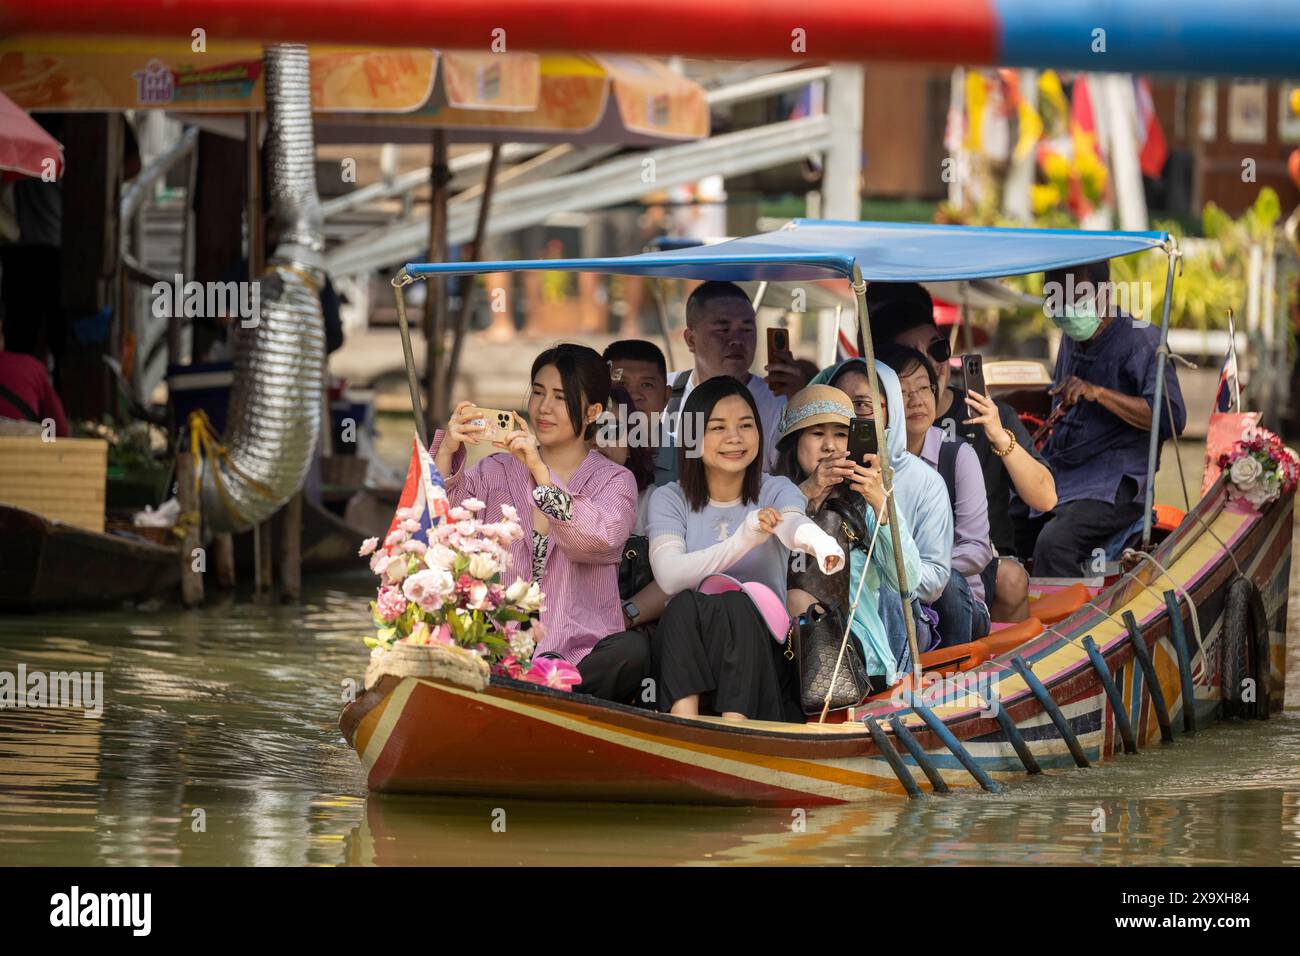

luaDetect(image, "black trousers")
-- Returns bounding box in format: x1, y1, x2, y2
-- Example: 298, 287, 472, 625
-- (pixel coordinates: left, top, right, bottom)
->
574, 630, 651, 704
1028, 476, 1145, 578
651, 590, 801, 722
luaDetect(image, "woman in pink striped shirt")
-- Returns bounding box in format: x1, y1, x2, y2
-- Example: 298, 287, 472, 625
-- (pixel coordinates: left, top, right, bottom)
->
431, 344, 643, 700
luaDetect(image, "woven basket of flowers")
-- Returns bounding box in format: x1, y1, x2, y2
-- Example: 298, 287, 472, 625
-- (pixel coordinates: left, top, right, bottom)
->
357, 487, 581, 696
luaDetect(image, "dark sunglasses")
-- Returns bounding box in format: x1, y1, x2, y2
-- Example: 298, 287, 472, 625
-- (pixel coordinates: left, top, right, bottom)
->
926, 338, 952, 365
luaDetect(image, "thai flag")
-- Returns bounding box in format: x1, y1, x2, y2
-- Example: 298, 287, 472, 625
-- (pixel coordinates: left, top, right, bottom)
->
388, 435, 451, 543
836, 329, 859, 363
836, 305, 861, 363
1215, 347, 1240, 413
1215, 310, 1241, 413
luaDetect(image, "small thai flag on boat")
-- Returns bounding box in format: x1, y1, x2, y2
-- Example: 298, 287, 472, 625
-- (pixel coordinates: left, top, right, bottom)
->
836, 330, 860, 363
1215, 312, 1240, 413
388, 435, 450, 542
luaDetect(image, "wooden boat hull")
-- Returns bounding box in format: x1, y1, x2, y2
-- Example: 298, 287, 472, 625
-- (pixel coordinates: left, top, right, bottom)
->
0, 503, 179, 611
340, 481, 1292, 805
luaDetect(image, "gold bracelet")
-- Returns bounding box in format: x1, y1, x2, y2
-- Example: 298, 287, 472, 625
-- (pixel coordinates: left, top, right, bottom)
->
992, 427, 1017, 458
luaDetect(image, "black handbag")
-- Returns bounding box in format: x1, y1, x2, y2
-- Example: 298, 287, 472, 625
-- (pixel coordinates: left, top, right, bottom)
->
618, 534, 653, 601
786, 600, 873, 715
786, 493, 874, 715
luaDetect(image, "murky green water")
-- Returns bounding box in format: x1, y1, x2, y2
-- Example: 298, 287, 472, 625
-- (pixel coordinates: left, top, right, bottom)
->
1, 561, 1298, 867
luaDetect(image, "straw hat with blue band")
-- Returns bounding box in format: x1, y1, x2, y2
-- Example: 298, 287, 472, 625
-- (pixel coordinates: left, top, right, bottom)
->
775, 384, 854, 447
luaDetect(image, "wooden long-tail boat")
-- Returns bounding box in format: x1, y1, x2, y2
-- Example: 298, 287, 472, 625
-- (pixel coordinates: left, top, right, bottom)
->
0, 502, 179, 611
340, 479, 1289, 804
340, 220, 1292, 804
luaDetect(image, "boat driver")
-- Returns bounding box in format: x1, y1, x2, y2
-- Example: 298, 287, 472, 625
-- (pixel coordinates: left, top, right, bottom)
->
1025, 260, 1186, 577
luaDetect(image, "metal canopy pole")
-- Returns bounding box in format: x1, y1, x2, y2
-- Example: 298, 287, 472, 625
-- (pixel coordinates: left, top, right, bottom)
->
392, 269, 427, 448
649, 278, 678, 371
851, 263, 922, 683
1141, 243, 1180, 548
426, 130, 450, 438
440, 143, 502, 421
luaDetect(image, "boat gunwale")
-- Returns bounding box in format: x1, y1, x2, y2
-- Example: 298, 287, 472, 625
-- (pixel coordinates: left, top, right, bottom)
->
342, 674, 883, 762
0, 500, 178, 557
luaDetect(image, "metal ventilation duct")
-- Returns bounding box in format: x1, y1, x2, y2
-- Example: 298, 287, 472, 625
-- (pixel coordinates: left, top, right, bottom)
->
200, 43, 325, 532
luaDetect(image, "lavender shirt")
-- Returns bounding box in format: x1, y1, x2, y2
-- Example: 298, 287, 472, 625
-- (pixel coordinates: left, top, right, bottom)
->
921, 427, 994, 604
430, 431, 637, 665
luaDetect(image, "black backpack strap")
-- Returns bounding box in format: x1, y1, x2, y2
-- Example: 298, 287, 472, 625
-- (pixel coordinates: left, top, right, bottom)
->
664, 369, 690, 418
0, 382, 40, 423
937, 438, 962, 511
653, 370, 691, 487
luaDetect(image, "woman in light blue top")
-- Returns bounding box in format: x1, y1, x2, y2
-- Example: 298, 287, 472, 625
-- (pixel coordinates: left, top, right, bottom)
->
647, 376, 844, 722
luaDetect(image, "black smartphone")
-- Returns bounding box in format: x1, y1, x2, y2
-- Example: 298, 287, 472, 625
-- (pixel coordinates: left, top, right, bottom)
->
846, 416, 877, 465
962, 353, 986, 399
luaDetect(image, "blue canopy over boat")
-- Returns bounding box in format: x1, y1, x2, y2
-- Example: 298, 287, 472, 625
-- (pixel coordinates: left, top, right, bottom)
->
405, 219, 1171, 283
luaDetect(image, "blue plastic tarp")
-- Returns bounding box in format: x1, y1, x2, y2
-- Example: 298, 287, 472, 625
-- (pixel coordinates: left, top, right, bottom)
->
405, 219, 1169, 283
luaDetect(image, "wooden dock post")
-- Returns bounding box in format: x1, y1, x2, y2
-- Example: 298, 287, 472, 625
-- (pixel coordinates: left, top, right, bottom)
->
279, 491, 302, 602
253, 520, 274, 603
175, 451, 205, 608
213, 533, 236, 588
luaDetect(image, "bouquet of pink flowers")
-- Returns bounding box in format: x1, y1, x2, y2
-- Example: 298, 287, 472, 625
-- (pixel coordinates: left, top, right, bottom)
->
1217, 426, 1299, 509
359, 498, 581, 691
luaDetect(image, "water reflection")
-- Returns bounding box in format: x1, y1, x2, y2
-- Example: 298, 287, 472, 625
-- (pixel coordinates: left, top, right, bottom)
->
0, 525, 1298, 866
344, 775, 1300, 867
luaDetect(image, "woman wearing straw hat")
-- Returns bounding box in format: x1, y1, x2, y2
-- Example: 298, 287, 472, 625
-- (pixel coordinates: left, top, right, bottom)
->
774, 384, 922, 691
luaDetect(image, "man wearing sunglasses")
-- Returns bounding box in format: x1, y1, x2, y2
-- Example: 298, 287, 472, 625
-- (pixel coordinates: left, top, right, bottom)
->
867, 282, 1055, 622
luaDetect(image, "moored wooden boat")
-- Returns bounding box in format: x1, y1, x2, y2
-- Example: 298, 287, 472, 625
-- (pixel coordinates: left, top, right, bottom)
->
340, 476, 1292, 805
0, 502, 180, 611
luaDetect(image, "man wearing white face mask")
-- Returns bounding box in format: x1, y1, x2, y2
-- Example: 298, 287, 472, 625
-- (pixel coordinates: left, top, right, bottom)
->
1025, 260, 1186, 578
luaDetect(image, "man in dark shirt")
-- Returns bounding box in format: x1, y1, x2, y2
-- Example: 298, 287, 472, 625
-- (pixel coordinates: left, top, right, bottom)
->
1029, 260, 1186, 577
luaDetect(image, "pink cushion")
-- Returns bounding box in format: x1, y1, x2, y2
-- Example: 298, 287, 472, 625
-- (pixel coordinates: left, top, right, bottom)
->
698, 573, 791, 644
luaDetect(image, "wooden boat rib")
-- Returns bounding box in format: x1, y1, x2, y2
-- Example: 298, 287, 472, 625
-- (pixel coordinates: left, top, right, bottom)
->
339, 477, 1292, 805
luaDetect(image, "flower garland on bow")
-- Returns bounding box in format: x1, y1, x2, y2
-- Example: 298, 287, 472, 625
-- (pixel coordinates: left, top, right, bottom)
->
1217, 426, 1299, 510
359, 498, 581, 691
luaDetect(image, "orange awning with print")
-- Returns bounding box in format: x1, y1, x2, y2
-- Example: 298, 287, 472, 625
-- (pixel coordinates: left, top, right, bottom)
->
315, 53, 708, 145
0, 37, 538, 114
0, 39, 708, 145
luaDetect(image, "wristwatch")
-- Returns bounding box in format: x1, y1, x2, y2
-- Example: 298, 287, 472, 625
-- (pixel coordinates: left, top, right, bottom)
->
622, 600, 641, 624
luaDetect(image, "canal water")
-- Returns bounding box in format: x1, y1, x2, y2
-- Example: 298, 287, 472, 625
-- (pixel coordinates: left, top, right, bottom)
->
2, 466, 1299, 865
